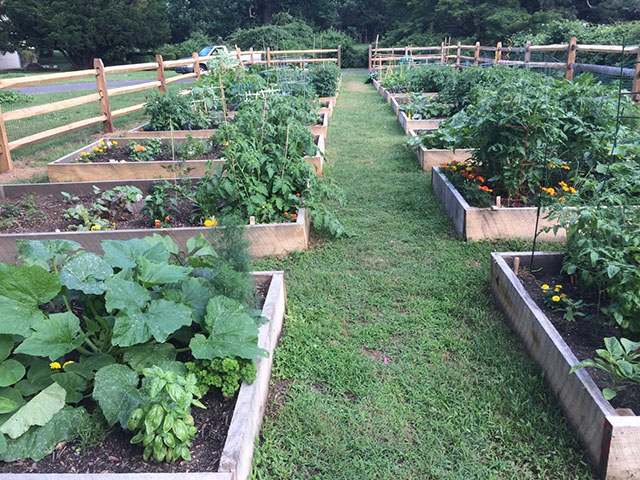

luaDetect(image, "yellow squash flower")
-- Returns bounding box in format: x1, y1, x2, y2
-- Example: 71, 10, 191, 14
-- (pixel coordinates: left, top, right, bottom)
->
204, 218, 218, 227
50, 362, 62, 370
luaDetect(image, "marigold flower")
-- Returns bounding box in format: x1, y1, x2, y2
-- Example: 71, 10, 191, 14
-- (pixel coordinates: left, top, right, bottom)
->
50, 362, 62, 370
561, 165, 570, 170
93, 147, 99, 152
81, 152, 88, 156
296, 193, 301, 197
113, 141, 118, 145
165, 216, 170, 222
63, 361, 75, 368
284, 212, 289, 216
569, 187, 576, 194
560, 293, 567, 299
134, 145, 147, 152
552, 295, 561, 302
204, 218, 218, 227
477, 176, 485, 183
90, 225, 101, 231
541, 284, 550, 290
451, 166, 457, 171
555, 285, 562, 289
155, 219, 161, 227
550, 163, 557, 169
100, 141, 105, 146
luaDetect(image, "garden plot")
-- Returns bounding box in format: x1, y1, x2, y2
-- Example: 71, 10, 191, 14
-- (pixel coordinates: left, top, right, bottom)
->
491, 252, 640, 480
0, 179, 310, 261
408, 129, 472, 171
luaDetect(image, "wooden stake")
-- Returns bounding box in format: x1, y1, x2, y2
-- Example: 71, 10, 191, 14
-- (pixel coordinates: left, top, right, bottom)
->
0, 106, 12, 173
565, 37, 577, 81
338, 45, 342, 69
456, 42, 461, 68
474, 41, 480, 66
266, 47, 271, 67
155, 54, 166, 93
495, 42, 502, 64
250, 47, 254, 65
513, 257, 520, 275
94, 58, 114, 134
440, 42, 445, 64
524, 41, 531, 68
633, 49, 640, 103
192, 52, 201, 78
368, 44, 372, 72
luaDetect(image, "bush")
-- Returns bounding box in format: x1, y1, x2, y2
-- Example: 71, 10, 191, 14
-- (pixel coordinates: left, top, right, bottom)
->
406, 65, 457, 93
157, 31, 214, 60
227, 13, 313, 50
309, 63, 340, 96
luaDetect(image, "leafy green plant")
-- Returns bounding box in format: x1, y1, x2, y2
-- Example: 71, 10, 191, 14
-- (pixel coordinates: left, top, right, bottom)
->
398, 93, 452, 119
0, 90, 33, 105
128, 138, 163, 162
175, 135, 210, 160
128, 366, 203, 462
309, 63, 340, 97
540, 283, 586, 322
144, 92, 212, 131
406, 65, 457, 93
571, 337, 640, 402
186, 357, 257, 398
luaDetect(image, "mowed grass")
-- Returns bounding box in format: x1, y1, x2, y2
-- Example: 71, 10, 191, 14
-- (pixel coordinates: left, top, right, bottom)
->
250, 73, 595, 479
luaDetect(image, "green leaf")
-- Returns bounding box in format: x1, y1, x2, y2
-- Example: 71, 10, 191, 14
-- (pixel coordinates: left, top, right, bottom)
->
15, 312, 82, 361
59, 253, 113, 295
16, 239, 82, 271
123, 344, 177, 372
603, 388, 617, 400
143, 234, 179, 256
0, 264, 61, 337
112, 299, 192, 347
101, 239, 170, 269
605, 337, 624, 358
162, 278, 215, 323
0, 360, 26, 387
136, 258, 193, 287
93, 364, 141, 428
15, 359, 53, 397
189, 296, 268, 360
104, 276, 150, 312
186, 234, 217, 258
1, 406, 88, 462
50, 371, 88, 404
0, 397, 18, 415
0, 335, 13, 363
606, 264, 621, 279
0, 382, 66, 439
0, 432, 5, 455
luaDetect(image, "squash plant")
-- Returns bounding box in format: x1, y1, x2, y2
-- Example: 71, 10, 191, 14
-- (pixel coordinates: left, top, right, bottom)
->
0, 234, 267, 463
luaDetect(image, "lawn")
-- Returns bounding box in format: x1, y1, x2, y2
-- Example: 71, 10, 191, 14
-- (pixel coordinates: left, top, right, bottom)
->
250, 72, 593, 479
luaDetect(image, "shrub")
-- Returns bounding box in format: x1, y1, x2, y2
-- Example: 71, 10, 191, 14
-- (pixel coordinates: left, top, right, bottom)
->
309, 63, 340, 97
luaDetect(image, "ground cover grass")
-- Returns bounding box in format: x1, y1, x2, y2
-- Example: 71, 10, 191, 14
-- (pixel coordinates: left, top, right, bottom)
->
250, 72, 595, 479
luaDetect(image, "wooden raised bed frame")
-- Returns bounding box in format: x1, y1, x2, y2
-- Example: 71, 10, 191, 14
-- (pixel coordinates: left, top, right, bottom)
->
307, 111, 329, 139
431, 166, 565, 242
0, 179, 310, 262
408, 129, 472, 171
0, 270, 286, 480
47, 137, 225, 182
491, 251, 640, 480
397, 110, 444, 134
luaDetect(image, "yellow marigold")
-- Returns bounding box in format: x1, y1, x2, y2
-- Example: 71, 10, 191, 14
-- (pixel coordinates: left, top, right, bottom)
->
555, 284, 562, 289
50, 362, 62, 370
113, 141, 118, 145
555, 288, 560, 293
552, 295, 561, 302
91, 225, 101, 231
93, 147, 99, 152
561, 165, 570, 170
134, 145, 147, 152
81, 152, 88, 156
560, 293, 567, 299
541, 284, 550, 290
569, 187, 576, 194
550, 163, 556, 169
204, 218, 218, 227
100, 141, 105, 146
451, 166, 457, 171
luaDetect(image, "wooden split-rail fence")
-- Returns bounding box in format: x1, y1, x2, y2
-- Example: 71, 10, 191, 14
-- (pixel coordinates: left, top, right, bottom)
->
0, 46, 341, 173
368, 38, 640, 102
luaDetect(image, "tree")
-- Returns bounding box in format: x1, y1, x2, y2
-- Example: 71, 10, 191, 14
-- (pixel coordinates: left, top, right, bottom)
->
0, 0, 170, 69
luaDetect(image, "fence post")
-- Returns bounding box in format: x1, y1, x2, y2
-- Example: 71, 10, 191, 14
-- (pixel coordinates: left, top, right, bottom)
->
94, 58, 114, 134
267, 47, 271, 67
338, 45, 342, 69
440, 42, 445, 64
565, 36, 577, 81
456, 41, 461, 68
0, 107, 12, 173
495, 42, 502, 64
250, 47, 254, 65
524, 40, 531, 68
474, 42, 480, 66
192, 52, 201, 78
633, 49, 640, 102
368, 44, 372, 72
235, 45, 242, 66
155, 55, 166, 93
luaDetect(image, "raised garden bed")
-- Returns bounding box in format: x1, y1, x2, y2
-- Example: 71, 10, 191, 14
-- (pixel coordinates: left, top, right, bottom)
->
408, 129, 472, 171
306, 133, 325, 176
47, 137, 225, 182
123, 112, 239, 139
390, 93, 437, 116
398, 110, 444, 134
318, 99, 335, 119
0, 270, 286, 480
432, 166, 565, 242
307, 111, 329, 139
0, 179, 310, 262
490, 251, 640, 480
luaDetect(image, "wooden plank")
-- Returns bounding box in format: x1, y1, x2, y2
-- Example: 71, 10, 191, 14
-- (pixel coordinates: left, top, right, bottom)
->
193, 52, 201, 79
577, 44, 640, 54
103, 62, 158, 74
474, 42, 480, 66
565, 37, 578, 81
2, 474, 232, 480
3, 92, 101, 121
495, 42, 502, 63
156, 54, 166, 93
524, 41, 531, 66
108, 80, 161, 97
271, 48, 338, 54
111, 103, 146, 118
431, 166, 467, 237
368, 44, 372, 72
166, 73, 196, 84
8, 115, 107, 151
603, 415, 640, 479
0, 69, 95, 89
163, 58, 200, 68
218, 272, 286, 480
307, 111, 328, 139
269, 58, 337, 64
398, 110, 443, 134
529, 43, 569, 52
124, 123, 217, 138
408, 129, 471, 171
0, 106, 11, 172
94, 59, 114, 133
633, 50, 640, 103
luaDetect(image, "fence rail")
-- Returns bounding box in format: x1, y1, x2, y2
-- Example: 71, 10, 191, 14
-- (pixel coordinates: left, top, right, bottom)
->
0, 46, 341, 173
368, 39, 640, 104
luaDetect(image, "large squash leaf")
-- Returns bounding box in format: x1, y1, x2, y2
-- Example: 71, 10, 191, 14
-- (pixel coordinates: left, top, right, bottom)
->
162, 277, 215, 324
104, 276, 150, 312
189, 296, 268, 360
101, 238, 169, 269
93, 364, 141, 428
59, 253, 113, 295
136, 257, 193, 287
14, 312, 82, 360
0, 360, 25, 388
0, 264, 61, 337
123, 343, 177, 372
16, 239, 82, 271
0, 406, 88, 462
0, 382, 66, 439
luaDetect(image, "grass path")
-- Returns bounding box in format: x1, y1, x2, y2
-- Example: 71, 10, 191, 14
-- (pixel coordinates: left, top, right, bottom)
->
251, 72, 594, 479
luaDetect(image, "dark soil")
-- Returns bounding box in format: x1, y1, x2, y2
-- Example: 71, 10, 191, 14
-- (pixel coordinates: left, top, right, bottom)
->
0, 278, 271, 474
518, 268, 640, 413
72, 141, 222, 164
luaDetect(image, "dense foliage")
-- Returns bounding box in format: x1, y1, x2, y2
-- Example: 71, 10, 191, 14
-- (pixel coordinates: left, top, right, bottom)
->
0, 233, 267, 463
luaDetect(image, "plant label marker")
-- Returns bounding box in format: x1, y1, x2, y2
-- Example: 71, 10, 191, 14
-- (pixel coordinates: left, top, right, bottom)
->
496, 196, 502, 208
249, 216, 255, 225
